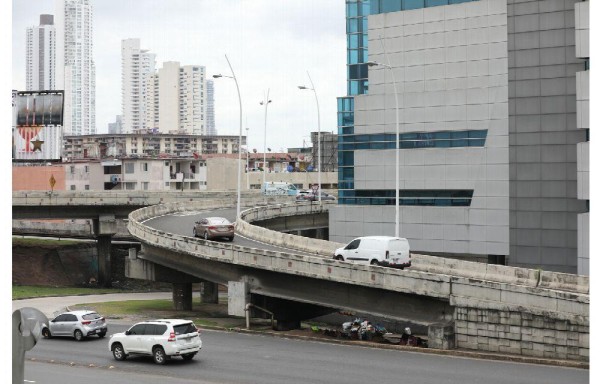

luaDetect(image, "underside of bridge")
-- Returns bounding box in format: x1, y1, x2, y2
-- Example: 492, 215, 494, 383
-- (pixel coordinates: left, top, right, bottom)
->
127, 243, 452, 331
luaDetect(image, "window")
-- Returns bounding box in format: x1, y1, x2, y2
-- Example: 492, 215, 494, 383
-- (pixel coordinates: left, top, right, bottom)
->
124, 182, 136, 190
70, 166, 75, 174
70, 185, 76, 190
142, 182, 149, 190
141, 162, 148, 172
128, 324, 147, 335
125, 163, 134, 173
84, 185, 89, 190
345, 239, 361, 250
84, 165, 89, 173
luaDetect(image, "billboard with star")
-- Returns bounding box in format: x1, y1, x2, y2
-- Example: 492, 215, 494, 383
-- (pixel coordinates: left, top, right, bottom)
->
13, 91, 64, 160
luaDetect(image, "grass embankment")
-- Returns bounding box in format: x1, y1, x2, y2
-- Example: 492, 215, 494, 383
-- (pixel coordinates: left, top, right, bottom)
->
12, 237, 82, 247
13, 286, 128, 300
71, 300, 234, 328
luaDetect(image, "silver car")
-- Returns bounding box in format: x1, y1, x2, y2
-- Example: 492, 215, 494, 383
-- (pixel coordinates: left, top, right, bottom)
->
42, 310, 108, 341
193, 217, 235, 241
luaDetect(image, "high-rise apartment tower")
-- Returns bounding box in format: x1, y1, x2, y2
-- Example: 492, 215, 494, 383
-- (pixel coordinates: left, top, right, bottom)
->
121, 38, 156, 133
26, 14, 56, 91
55, 0, 95, 135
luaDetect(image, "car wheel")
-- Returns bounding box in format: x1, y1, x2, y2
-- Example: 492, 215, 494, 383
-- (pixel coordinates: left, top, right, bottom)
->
74, 329, 84, 341
204, 231, 209, 240
42, 327, 51, 338
182, 353, 196, 361
98, 331, 106, 338
334, 255, 344, 261
370, 260, 379, 266
153, 346, 167, 365
227, 236, 234, 242
112, 343, 127, 361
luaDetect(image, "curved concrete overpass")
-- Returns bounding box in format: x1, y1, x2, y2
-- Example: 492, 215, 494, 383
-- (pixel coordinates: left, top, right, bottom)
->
129, 201, 588, 361
11, 191, 590, 361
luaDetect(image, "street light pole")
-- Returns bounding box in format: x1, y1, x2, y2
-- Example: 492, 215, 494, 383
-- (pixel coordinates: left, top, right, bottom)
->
213, 54, 243, 220
246, 126, 250, 189
298, 71, 321, 204
368, 38, 400, 237
260, 89, 272, 187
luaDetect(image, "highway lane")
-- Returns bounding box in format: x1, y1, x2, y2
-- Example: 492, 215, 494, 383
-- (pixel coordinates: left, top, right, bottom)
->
142, 206, 321, 257
25, 323, 588, 384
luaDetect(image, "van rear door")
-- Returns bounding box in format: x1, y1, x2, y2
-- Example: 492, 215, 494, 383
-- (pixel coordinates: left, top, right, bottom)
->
388, 239, 410, 265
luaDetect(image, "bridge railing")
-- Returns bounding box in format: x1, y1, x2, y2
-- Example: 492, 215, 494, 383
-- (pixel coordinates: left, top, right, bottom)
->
236, 203, 589, 295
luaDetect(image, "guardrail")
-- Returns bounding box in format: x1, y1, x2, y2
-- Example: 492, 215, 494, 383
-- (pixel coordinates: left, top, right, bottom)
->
236, 203, 589, 295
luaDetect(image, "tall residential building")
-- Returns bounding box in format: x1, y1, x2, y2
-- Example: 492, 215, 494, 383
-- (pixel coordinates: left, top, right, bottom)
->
145, 61, 206, 134
331, 0, 588, 274
26, 14, 56, 91
206, 79, 217, 135
55, 0, 95, 136
121, 38, 156, 133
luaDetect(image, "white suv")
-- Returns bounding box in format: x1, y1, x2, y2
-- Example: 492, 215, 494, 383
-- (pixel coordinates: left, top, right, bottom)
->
109, 319, 202, 364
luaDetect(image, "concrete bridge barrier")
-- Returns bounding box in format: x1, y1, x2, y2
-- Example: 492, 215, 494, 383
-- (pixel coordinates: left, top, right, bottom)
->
237, 203, 589, 295
128, 202, 589, 361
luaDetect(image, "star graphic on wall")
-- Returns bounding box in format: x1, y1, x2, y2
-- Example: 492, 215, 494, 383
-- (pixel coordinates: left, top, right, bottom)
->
31, 139, 44, 152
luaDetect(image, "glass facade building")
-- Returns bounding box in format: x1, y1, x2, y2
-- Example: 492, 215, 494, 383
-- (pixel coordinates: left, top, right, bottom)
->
338, 0, 480, 206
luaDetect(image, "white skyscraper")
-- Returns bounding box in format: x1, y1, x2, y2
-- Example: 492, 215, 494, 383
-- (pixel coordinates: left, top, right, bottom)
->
121, 38, 156, 133
26, 14, 56, 91
206, 79, 216, 135
55, 0, 95, 136
145, 61, 206, 134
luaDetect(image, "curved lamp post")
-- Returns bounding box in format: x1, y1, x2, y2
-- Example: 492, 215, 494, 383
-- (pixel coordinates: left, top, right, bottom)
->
298, 71, 321, 204
367, 39, 400, 237
259, 89, 272, 187
213, 54, 243, 220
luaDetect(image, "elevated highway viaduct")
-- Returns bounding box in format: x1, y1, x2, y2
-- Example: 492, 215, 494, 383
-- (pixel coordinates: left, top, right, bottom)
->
12, 191, 589, 361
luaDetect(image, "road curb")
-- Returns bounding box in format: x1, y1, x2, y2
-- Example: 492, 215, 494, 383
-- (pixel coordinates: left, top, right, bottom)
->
200, 325, 589, 370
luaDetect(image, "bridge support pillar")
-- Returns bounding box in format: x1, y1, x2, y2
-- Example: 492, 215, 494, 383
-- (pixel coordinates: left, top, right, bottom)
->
200, 281, 219, 304
97, 235, 112, 288
173, 283, 193, 311
93, 214, 117, 288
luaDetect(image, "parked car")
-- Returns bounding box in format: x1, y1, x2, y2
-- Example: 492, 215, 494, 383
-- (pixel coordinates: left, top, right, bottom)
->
41, 310, 107, 341
333, 236, 411, 269
295, 191, 336, 202
109, 319, 202, 364
193, 217, 235, 241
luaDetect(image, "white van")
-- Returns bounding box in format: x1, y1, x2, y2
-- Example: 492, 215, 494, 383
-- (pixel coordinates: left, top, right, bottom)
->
333, 236, 411, 269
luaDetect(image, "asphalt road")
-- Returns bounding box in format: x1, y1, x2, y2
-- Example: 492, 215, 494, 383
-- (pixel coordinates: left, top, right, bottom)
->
142, 206, 319, 257
24, 322, 588, 384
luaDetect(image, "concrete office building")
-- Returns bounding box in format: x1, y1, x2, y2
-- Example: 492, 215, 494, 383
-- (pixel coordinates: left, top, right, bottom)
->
121, 38, 156, 133
26, 14, 56, 91
145, 61, 206, 135
331, 0, 588, 274
55, 0, 96, 136
574, 1, 589, 275
206, 79, 217, 135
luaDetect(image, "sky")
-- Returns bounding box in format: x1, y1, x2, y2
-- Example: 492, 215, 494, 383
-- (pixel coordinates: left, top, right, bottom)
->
11, 0, 347, 152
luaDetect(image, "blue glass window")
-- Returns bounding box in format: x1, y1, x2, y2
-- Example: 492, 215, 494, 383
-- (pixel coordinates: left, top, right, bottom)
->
404, 0, 425, 10
347, 2, 358, 17
381, 0, 402, 12
348, 34, 360, 49
426, 0, 448, 6
347, 18, 359, 33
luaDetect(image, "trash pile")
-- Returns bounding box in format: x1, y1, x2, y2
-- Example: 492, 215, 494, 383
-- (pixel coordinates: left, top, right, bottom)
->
310, 318, 427, 348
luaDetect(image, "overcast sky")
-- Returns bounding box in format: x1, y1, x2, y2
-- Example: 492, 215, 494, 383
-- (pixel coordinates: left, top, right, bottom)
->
11, 0, 346, 152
